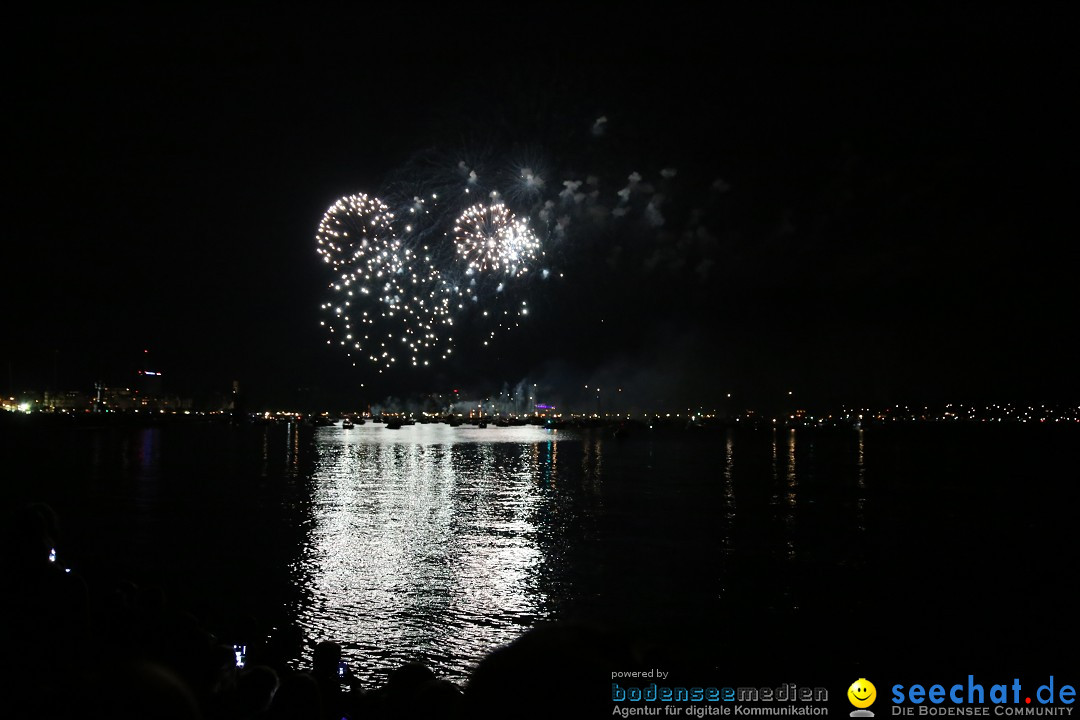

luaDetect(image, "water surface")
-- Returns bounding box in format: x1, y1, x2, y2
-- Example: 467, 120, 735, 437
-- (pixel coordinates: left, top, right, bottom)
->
5, 419, 1075, 682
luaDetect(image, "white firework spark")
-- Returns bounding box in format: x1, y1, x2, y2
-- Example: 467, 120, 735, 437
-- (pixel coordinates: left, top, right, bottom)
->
315, 194, 455, 370
452, 202, 542, 278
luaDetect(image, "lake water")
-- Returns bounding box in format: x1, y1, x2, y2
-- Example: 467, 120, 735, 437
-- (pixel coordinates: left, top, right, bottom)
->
4, 419, 1076, 684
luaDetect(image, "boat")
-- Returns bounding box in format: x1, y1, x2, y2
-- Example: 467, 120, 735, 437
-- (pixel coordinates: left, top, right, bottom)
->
356, 417, 366, 425
477, 421, 487, 428
342, 418, 354, 429
385, 418, 403, 430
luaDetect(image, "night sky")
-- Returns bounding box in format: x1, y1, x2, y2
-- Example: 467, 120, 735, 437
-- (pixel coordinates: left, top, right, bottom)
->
5, 7, 1075, 411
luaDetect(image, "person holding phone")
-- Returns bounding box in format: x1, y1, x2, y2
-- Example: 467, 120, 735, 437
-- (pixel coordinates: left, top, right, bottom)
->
312, 640, 364, 718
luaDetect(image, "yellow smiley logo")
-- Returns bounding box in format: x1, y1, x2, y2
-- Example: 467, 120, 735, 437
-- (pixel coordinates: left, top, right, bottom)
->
848, 679, 877, 709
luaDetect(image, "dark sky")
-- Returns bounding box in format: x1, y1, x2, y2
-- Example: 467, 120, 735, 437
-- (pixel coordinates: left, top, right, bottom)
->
5, 7, 1076, 411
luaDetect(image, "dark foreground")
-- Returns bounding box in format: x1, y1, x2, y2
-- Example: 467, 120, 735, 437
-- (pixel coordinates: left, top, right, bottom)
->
2, 418, 1076, 717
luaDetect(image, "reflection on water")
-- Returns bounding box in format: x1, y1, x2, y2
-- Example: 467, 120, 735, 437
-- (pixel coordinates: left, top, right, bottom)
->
287, 425, 854, 683
132, 429, 162, 540
856, 428, 867, 533
15, 420, 1075, 679
785, 429, 797, 561
767, 429, 799, 562
293, 425, 572, 682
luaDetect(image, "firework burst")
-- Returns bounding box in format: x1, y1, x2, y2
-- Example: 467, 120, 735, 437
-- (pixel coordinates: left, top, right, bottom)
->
315, 194, 455, 371
314, 111, 706, 374
452, 202, 542, 278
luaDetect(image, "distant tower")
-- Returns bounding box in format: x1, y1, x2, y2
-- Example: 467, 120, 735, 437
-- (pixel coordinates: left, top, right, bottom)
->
229, 379, 245, 417
137, 348, 163, 400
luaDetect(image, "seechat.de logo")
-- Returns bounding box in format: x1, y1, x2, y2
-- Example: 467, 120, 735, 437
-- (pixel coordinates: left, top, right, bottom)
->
849, 679, 878, 718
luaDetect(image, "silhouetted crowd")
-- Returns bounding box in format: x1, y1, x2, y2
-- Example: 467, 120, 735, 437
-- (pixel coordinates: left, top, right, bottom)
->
3, 503, 640, 719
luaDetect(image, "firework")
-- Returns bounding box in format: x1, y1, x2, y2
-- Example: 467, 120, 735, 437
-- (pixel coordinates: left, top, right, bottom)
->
315, 194, 455, 370
315, 193, 397, 275
313, 111, 704, 373
452, 202, 542, 278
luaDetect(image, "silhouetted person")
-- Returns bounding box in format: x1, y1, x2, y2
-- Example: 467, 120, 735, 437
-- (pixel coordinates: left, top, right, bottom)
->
393, 677, 463, 720
236, 665, 280, 718
311, 641, 357, 719
201, 642, 241, 718
268, 672, 323, 720
91, 660, 203, 720
255, 624, 306, 678
464, 623, 641, 718
2, 503, 89, 716
371, 661, 436, 719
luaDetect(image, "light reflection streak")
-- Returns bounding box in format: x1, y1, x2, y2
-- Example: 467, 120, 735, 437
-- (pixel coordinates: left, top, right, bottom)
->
717, 430, 737, 600
287, 421, 300, 470
295, 424, 560, 685
785, 429, 798, 560
132, 428, 162, 544
721, 430, 736, 551
856, 428, 867, 532
260, 427, 270, 478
